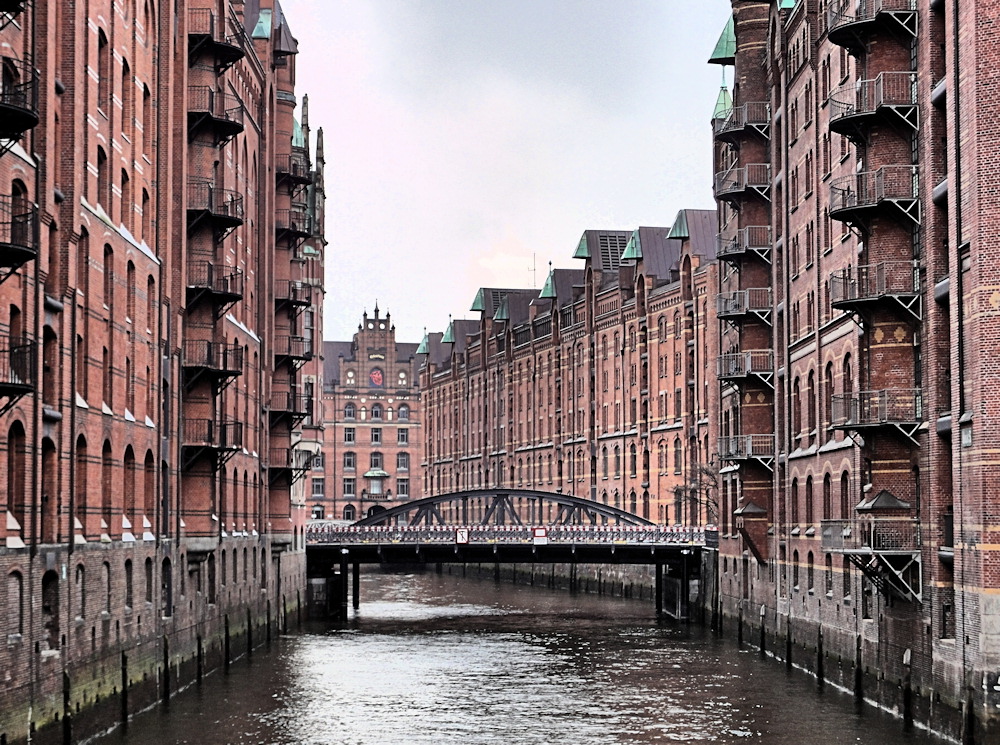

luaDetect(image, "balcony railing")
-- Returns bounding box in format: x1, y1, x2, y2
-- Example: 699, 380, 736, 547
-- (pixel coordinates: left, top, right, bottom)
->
829, 166, 919, 224
266, 447, 312, 470
275, 207, 312, 239
716, 288, 773, 321
718, 434, 775, 462
270, 390, 312, 419
713, 101, 770, 141
187, 261, 244, 304
187, 9, 246, 70
275, 279, 312, 307
828, 72, 917, 133
274, 334, 311, 361
716, 226, 771, 263
0, 56, 39, 140
182, 418, 243, 450
0, 195, 39, 269
821, 517, 920, 553
187, 181, 244, 240
276, 148, 312, 184
832, 389, 922, 428
0, 335, 36, 393
182, 340, 244, 377
827, 0, 918, 48
714, 163, 771, 200
187, 86, 245, 140
717, 350, 774, 383
830, 261, 919, 313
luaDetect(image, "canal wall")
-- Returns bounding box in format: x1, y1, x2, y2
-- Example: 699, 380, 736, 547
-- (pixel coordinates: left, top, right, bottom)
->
0, 542, 306, 745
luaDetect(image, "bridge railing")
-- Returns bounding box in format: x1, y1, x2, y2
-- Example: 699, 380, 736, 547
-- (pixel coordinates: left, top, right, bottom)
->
306, 522, 718, 548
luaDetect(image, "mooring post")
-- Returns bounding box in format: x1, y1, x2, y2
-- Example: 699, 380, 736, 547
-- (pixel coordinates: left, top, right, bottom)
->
655, 562, 664, 617
352, 562, 360, 610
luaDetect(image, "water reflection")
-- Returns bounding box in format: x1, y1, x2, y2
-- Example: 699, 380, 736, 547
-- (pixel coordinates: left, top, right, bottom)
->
96, 571, 944, 745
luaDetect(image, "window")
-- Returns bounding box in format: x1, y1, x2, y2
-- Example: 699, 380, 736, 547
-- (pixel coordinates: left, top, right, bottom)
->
8, 571, 23, 635
398, 405, 410, 421
343, 427, 355, 444
371, 428, 382, 444
397, 478, 409, 497
397, 452, 409, 471
344, 403, 356, 419
343, 452, 356, 470
343, 478, 356, 496
371, 403, 383, 420
311, 478, 325, 497
311, 453, 324, 470
342, 505, 356, 521
370, 452, 383, 469
397, 428, 408, 445
311, 505, 324, 519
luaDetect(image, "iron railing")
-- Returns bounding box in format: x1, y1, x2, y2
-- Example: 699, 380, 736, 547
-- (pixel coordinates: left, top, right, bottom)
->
714, 163, 770, 197
717, 350, 774, 379
187, 261, 244, 298
717, 226, 771, 261
187, 86, 244, 128
830, 261, 919, 305
831, 389, 923, 427
0, 335, 35, 388
188, 181, 244, 222
718, 434, 775, 460
713, 101, 769, 137
716, 288, 772, 317
830, 165, 918, 214
821, 517, 920, 552
828, 71, 916, 122
827, 0, 917, 35
183, 418, 243, 449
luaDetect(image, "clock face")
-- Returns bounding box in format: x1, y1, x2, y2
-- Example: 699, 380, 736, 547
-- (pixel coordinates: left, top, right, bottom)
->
369, 368, 384, 387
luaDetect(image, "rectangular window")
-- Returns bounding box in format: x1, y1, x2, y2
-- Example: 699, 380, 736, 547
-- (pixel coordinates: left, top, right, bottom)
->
311, 478, 325, 497
344, 452, 356, 470
397, 428, 408, 445
371, 428, 382, 444
344, 427, 355, 444
311, 453, 324, 470
343, 478, 355, 496
397, 478, 409, 497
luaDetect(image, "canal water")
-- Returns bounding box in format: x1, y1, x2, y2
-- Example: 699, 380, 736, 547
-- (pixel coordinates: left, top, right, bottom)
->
94, 570, 945, 745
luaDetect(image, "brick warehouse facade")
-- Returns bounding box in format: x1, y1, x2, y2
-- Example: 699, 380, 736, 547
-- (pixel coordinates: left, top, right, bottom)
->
318, 308, 422, 522
0, 1, 325, 743
419, 213, 720, 527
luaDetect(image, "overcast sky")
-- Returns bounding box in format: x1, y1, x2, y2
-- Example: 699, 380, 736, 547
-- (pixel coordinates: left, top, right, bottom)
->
280, 0, 731, 343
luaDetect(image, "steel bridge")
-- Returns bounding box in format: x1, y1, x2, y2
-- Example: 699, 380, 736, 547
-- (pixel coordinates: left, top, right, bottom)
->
305, 489, 718, 618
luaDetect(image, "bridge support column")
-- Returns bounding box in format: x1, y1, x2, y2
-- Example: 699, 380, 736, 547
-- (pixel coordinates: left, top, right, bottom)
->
339, 551, 349, 618
352, 562, 360, 610
655, 562, 664, 617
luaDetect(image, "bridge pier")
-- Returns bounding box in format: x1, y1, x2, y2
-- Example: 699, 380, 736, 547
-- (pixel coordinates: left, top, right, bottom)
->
655, 562, 664, 617
339, 551, 349, 618
353, 562, 360, 610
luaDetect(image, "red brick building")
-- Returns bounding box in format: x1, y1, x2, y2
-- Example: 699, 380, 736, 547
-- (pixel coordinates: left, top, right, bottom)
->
319, 308, 422, 521
0, 1, 324, 742
420, 213, 719, 527
710, 0, 1000, 739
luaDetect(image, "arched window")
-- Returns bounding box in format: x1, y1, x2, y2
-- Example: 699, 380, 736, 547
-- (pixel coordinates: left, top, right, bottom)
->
101, 440, 113, 531
371, 403, 383, 420
144, 450, 155, 520
601, 446, 608, 478
629, 444, 637, 477
613, 446, 621, 477
398, 404, 410, 420
41, 570, 59, 649
123, 446, 136, 523
805, 475, 814, 525
823, 473, 832, 520
673, 438, 682, 474
342, 504, 356, 521
824, 362, 834, 430
75, 564, 86, 618
791, 477, 800, 524
840, 470, 851, 517
344, 403, 356, 420
161, 557, 172, 617
7, 422, 26, 533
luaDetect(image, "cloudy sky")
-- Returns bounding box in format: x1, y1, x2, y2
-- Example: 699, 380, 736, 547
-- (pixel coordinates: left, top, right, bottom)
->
280, 0, 732, 343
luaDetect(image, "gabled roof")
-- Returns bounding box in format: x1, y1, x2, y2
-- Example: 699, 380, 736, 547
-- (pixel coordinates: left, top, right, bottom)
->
575, 230, 631, 272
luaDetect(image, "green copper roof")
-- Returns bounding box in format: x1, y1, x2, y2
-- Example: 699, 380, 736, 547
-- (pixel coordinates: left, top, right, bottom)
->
573, 233, 590, 259
621, 229, 642, 261
470, 288, 486, 312
539, 268, 557, 299
668, 211, 690, 240
493, 296, 510, 322
416, 333, 429, 355
252, 8, 272, 39
442, 324, 454, 344
713, 86, 733, 119
363, 469, 389, 479
292, 118, 305, 148
780, 0, 798, 9
708, 15, 735, 65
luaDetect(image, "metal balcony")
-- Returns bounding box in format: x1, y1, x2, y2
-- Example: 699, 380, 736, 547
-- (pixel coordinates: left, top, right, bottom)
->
718, 434, 775, 471
716, 226, 771, 265
269, 390, 312, 426
274, 334, 312, 366
275, 279, 312, 308
276, 148, 312, 186
717, 350, 774, 388
187, 86, 245, 144
821, 517, 921, 602
187, 181, 244, 240
265, 447, 311, 485
0, 335, 35, 415
0, 1, 28, 15
828, 72, 917, 141
714, 163, 771, 202
0, 57, 39, 142
188, 9, 246, 71
181, 418, 243, 470
186, 261, 244, 316
275, 207, 312, 246
831, 388, 922, 443
827, 0, 917, 53
713, 102, 770, 143
716, 288, 773, 326
829, 166, 919, 228
182, 340, 243, 391
0, 195, 38, 280
830, 261, 920, 319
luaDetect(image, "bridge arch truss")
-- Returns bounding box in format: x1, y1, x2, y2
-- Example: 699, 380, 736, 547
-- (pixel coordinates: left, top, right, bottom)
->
354, 489, 655, 528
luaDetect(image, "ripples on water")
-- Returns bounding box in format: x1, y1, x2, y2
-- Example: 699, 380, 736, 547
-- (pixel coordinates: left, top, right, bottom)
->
98, 571, 944, 745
